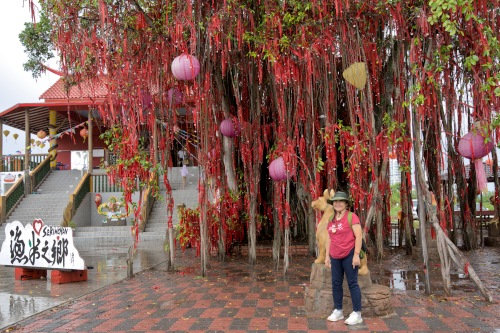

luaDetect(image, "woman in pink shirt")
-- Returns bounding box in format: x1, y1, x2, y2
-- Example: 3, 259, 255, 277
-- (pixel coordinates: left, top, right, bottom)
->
325, 191, 363, 325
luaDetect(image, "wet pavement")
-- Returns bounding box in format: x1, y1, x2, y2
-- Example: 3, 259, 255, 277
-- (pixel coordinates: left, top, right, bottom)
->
0, 241, 168, 330
0, 242, 498, 332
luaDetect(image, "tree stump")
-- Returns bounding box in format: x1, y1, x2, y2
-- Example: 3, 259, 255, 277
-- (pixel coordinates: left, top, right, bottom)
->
484, 222, 500, 247
305, 263, 393, 318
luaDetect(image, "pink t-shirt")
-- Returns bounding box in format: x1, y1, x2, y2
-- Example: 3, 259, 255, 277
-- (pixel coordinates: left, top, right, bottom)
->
328, 212, 361, 259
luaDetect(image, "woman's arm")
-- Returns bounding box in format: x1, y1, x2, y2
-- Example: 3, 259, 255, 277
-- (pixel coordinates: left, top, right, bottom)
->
351, 223, 363, 267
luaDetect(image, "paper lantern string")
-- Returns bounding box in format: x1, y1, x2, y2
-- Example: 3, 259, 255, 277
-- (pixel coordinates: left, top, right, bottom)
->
157, 120, 200, 164
28, 121, 88, 148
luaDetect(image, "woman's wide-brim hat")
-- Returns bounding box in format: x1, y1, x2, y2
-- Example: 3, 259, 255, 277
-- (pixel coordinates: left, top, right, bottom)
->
331, 191, 350, 203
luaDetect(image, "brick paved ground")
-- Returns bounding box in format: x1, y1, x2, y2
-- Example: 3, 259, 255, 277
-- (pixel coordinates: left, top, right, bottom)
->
2, 246, 499, 333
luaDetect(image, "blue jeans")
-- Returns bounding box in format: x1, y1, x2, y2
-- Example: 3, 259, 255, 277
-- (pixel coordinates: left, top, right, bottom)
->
330, 248, 362, 312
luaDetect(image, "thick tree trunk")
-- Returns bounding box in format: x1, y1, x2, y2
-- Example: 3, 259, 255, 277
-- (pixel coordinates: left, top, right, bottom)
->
376, 209, 383, 260
433, 215, 494, 302
248, 196, 258, 265
413, 94, 493, 301
200, 182, 209, 276
168, 227, 174, 268
283, 180, 291, 272
401, 174, 413, 254
273, 208, 282, 269
223, 137, 237, 191
218, 221, 226, 261
307, 197, 316, 256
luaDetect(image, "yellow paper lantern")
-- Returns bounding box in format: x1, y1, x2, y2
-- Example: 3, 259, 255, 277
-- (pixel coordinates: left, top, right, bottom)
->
3, 130, 10, 137
342, 62, 367, 89
13, 133, 19, 141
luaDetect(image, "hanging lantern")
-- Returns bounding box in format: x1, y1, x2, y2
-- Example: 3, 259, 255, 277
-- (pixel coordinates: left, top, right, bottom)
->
95, 193, 102, 209
167, 87, 184, 106
30, 138, 35, 144
3, 130, 10, 137
40, 143, 46, 149
458, 131, 494, 192
35, 140, 41, 147
220, 118, 240, 138
269, 157, 293, 181
37, 130, 47, 139
171, 54, 200, 81
13, 133, 19, 141
80, 128, 89, 142
342, 62, 367, 89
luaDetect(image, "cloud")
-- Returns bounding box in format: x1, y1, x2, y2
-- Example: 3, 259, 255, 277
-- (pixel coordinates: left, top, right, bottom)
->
0, 1, 57, 154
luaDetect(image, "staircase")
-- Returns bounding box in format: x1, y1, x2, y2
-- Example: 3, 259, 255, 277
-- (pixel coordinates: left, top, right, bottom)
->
0, 170, 82, 243
0, 167, 200, 247
72, 167, 200, 247
142, 166, 200, 236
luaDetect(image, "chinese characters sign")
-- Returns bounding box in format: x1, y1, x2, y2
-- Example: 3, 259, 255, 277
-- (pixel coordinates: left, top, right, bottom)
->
0, 219, 85, 270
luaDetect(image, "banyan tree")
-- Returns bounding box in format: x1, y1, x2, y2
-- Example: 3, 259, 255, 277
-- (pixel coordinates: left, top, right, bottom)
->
25, 0, 498, 300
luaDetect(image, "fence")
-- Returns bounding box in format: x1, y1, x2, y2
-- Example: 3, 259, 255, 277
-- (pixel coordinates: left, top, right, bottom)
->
390, 213, 494, 248
1, 154, 47, 172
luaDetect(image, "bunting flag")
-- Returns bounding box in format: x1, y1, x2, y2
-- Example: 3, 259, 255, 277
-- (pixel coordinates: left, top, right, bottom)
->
29, 121, 88, 148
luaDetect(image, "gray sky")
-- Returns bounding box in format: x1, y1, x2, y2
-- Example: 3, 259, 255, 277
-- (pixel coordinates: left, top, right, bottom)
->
0, 1, 58, 154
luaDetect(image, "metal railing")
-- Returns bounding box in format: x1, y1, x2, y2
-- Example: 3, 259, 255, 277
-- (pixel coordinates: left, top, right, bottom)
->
61, 172, 91, 226
138, 173, 158, 231
0, 165, 156, 225
0, 177, 25, 223
0, 154, 47, 172
30, 156, 51, 193
0, 155, 51, 224
92, 174, 126, 192
73, 173, 91, 212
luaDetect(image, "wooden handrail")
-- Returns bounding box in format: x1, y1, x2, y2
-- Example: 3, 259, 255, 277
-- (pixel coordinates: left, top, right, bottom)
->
138, 172, 158, 231
0, 177, 25, 224
30, 156, 51, 193
62, 172, 91, 226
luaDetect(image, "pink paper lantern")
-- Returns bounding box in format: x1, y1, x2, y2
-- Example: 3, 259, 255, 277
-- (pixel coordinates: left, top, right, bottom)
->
220, 118, 240, 138
458, 132, 493, 159
171, 54, 200, 81
458, 131, 494, 192
269, 157, 289, 181
167, 87, 184, 105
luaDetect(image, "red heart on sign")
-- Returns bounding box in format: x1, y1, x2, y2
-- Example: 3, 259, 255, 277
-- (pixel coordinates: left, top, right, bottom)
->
33, 219, 44, 236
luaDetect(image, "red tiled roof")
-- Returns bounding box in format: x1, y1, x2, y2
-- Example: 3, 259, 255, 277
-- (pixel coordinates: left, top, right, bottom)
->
40, 77, 108, 101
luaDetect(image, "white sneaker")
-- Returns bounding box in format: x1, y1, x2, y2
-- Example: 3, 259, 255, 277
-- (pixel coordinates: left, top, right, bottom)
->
327, 309, 344, 322
344, 311, 363, 325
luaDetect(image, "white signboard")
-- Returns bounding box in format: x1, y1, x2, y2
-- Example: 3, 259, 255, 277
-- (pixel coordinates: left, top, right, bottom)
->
93, 149, 105, 158
0, 219, 85, 270
1, 172, 23, 195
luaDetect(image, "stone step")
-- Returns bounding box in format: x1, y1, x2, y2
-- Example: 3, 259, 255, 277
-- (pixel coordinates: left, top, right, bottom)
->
1, 167, 199, 246
73, 233, 165, 248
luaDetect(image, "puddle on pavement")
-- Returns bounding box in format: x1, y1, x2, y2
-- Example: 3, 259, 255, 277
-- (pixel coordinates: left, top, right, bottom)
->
0, 245, 168, 330
372, 269, 468, 291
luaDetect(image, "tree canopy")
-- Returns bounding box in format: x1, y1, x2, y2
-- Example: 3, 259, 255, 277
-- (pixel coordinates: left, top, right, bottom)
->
24, 0, 499, 271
